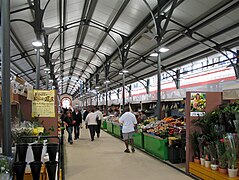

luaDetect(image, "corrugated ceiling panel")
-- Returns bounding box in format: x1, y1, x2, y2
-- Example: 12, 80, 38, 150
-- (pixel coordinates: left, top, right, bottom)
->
66, 0, 84, 23
112, 0, 157, 35
42, 0, 59, 27
91, 0, 121, 26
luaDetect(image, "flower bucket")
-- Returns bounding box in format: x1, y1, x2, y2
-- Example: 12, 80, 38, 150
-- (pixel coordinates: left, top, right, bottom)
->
13, 162, 27, 180
16, 143, 28, 162
205, 160, 211, 168
31, 143, 43, 162
228, 168, 238, 178
200, 158, 205, 166
45, 161, 58, 180
211, 164, 219, 171
29, 161, 42, 180
219, 167, 227, 174
47, 143, 58, 161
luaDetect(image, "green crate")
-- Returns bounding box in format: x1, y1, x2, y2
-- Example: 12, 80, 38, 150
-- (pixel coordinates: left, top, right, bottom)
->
143, 133, 168, 160
133, 132, 144, 149
113, 124, 121, 138
101, 120, 107, 129
106, 122, 113, 133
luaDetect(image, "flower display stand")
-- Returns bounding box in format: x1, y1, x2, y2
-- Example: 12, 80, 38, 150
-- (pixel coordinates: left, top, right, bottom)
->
24, 165, 47, 180
189, 162, 239, 180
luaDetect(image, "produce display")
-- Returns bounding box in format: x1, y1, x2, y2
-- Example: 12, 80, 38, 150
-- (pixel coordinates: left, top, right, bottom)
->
138, 116, 186, 139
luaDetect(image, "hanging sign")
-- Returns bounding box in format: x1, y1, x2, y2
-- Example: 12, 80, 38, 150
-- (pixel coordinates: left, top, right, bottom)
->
190, 92, 206, 117
32, 90, 55, 117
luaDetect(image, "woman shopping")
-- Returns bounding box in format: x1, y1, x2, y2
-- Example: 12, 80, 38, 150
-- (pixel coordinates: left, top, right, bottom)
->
85, 108, 99, 141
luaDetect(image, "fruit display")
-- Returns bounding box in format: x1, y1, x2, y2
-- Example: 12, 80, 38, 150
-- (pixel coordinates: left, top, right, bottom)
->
139, 116, 186, 139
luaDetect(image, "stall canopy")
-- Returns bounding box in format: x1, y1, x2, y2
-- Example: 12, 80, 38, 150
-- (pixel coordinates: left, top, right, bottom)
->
6, 0, 239, 98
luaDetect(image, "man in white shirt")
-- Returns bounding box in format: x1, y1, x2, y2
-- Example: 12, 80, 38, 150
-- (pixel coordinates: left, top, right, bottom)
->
95, 107, 104, 138
119, 106, 137, 153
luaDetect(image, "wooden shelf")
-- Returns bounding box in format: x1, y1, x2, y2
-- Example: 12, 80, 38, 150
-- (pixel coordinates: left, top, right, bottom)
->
189, 162, 239, 180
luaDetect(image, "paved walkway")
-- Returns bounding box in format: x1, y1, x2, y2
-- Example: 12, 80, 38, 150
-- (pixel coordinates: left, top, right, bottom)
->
65, 127, 193, 180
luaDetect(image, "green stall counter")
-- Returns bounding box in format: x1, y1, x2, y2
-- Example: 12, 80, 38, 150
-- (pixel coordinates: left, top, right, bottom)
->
133, 132, 144, 149
101, 120, 107, 129
143, 133, 168, 160
112, 123, 121, 138
106, 121, 113, 133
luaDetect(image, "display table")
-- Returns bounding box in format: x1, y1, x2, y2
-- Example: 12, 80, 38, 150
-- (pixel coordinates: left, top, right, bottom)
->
106, 121, 113, 133
133, 132, 144, 149
143, 133, 168, 160
101, 120, 107, 129
24, 165, 47, 180
189, 162, 239, 180
112, 123, 121, 138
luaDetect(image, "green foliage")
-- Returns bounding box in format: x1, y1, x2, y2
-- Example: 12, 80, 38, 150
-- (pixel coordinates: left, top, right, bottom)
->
0, 156, 10, 174
216, 140, 228, 168
190, 131, 200, 158
192, 109, 219, 141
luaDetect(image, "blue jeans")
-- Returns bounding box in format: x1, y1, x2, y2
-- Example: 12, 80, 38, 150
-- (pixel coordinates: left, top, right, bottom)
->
66, 126, 73, 143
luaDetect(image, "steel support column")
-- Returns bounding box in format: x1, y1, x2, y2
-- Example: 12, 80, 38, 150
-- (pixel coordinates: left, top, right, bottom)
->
156, 47, 162, 120
96, 92, 99, 108
46, 73, 49, 90
122, 73, 126, 111
1, 0, 12, 156
36, 48, 40, 89
105, 83, 109, 116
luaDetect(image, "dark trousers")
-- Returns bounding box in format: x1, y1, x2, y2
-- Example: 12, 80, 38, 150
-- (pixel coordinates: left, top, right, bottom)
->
66, 126, 73, 143
88, 125, 97, 141
74, 125, 80, 139
96, 120, 101, 136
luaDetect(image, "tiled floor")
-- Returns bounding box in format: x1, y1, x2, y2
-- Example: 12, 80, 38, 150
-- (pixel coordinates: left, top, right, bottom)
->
65, 127, 193, 180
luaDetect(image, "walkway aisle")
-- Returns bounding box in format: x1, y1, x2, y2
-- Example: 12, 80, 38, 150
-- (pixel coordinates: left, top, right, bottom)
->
65, 127, 193, 180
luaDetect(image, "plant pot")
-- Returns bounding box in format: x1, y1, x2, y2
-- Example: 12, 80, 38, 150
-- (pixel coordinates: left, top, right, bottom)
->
16, 143, 28, 162
205, 160, 211, 168
13, 162, 27, 180
194, 158, 200, 164
200, 158, 205, 166
219, 167, 228, 174
228, 168, 238, 178
31, 143, 43, 162
45, 161, 58, 180
29, 161, 42, 180
47, 143, 58, 161
211, 164, 219, 171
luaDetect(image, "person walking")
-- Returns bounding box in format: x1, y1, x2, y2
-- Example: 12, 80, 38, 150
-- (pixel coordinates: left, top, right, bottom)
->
83, 108, 89, 128
119, 106, 137, 153
63, 111, 74, 144
85, 108, 98, 141
72, 108, 82, 140
95, 107, 104, 138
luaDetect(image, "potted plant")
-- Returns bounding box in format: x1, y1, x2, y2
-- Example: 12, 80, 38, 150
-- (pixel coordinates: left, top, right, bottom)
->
216, 139, 228, 174
190, 131, 200, 164
198, 136, 206, 166
0, 155, 12, 180
224, 133, 238, 178
209, 142, 219, 170
204, 145, 211, 168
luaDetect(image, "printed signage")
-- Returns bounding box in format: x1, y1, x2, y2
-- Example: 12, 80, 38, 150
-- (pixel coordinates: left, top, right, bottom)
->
190, 92, 206, 117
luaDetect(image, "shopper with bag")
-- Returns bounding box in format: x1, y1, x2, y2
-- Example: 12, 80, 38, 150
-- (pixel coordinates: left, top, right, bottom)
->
85, 108, 98, 141
95, 107, 104, 138
119, 106, 137, 153
63, 111, 74, 144
72, 108, 82, 140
